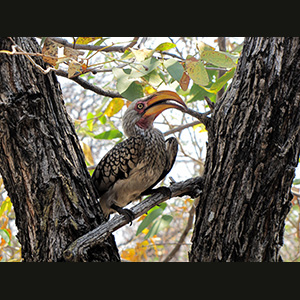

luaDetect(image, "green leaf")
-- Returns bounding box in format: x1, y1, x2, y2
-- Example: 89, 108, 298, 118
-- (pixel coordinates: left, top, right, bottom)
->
187, 83, 215, 103
86, 112, 94, 131
185, 58, 209, 86
144, 215, 173, 240
98, 115, 107, 125
143, 69, 163, 86
112, 68, 134, 94
93, 129, 123, 140
136, 208, 164, 236
120, 49, 135, 60
155, 42, 176, 52
129, 57, 161, 78
201, 50, 236, 68
202, 67, 236, 94
0, 229, 11, 246
164, 58, 184, 82
147, 202, 167, 214
293, 178, 300, 185
121, 81, 144, 101
232, 42, 244, 53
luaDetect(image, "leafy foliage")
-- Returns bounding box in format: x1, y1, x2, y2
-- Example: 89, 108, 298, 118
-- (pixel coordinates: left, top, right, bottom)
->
39, 37, 240, 103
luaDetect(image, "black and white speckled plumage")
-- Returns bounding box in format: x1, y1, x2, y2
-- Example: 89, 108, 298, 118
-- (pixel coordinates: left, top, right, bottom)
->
91, 93, 185, 220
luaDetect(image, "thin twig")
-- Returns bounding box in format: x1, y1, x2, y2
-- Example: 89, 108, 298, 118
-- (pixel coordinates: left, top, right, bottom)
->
63, 176, 204, 262
163, 120, 201, 137
163, 205, 195, 262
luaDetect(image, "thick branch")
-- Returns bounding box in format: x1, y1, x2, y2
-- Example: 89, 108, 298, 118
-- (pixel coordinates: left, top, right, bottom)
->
63, 176, 204, 262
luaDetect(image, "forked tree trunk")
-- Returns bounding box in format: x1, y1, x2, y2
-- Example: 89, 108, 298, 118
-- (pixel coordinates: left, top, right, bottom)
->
0, 37, 120, 261
189, 37, 300, 261
1, 37, 299, 262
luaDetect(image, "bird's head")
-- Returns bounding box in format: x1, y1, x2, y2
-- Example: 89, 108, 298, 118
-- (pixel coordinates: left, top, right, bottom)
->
122, 90, 187, 137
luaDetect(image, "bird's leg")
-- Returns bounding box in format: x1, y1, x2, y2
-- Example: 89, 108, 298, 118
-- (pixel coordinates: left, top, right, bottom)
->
110, 203, 135, 226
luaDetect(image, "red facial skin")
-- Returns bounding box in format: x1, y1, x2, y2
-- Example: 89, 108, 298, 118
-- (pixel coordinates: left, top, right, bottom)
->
132, 91, 187, 130
134, 101, 155, 129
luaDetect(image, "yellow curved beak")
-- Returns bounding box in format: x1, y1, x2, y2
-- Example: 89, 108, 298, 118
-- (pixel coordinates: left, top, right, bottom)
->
143, 90, 187, 118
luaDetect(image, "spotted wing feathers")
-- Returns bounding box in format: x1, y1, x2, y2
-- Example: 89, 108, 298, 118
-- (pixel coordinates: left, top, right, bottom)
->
92, 136, 145, 197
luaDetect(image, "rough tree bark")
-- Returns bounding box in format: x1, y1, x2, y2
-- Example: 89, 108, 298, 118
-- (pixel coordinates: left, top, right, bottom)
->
0, 37, 120, 261
189, 37, 300, 262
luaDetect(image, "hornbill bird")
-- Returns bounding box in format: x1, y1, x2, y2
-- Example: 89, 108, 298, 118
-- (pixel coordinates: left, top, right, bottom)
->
92, 90, 187, 224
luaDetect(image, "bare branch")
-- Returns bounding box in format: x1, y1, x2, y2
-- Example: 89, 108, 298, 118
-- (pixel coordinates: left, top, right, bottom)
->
48, 37, 184, 61
217, 37, 226, 101
185, 108, 211, 127
160, 51, 184, 61
48, 37, 129, 52
55, 69, 122, 98
163, 120, 201, 136
204, 96, 215, 111
48, 37, 138, 53
63, 176, 204, 262
125, 37, 139, 50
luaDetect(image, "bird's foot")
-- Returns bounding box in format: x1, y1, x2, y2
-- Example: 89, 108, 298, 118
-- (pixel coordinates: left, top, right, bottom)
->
111, 204, 135, 226
150, 186, 172, 199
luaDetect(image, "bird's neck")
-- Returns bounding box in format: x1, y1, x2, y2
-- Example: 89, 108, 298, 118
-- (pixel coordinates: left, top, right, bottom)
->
133, 124, 154, 137
126, 124, 164, 141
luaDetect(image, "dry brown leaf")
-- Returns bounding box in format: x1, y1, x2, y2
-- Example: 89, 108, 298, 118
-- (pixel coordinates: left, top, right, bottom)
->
179, 71, 190, 91
42, 38, 58, 66
68, 60, 82, 78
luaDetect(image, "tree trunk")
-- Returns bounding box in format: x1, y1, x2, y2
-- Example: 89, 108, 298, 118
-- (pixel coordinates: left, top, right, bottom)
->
0, 37, 120, 261
189, 37, 300, 261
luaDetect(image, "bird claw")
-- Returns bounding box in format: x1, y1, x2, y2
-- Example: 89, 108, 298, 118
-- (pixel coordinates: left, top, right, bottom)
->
121, 209, 135, 226
189, 188, 202, 199
111, 204, 135, 225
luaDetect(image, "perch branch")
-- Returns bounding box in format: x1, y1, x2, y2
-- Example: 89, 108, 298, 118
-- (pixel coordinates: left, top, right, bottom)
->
63, 176, 204, 262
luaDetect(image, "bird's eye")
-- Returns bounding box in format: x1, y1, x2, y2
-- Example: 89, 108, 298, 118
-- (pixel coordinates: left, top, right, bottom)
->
137, 103, 144, 110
